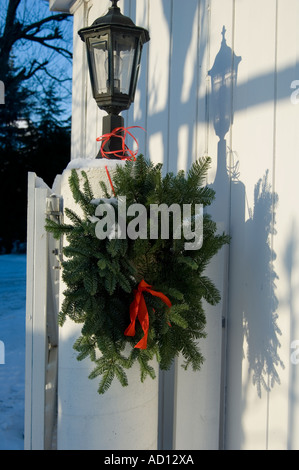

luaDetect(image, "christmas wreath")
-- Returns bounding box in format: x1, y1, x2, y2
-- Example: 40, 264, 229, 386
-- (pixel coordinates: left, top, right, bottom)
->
45, 155, 229, 394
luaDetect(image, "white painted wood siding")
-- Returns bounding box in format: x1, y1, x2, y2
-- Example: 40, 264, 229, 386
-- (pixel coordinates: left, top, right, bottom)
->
58, 0, 299, 450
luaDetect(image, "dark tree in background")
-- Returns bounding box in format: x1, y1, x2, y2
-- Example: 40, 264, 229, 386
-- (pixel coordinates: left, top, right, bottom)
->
0, 0, 73, 253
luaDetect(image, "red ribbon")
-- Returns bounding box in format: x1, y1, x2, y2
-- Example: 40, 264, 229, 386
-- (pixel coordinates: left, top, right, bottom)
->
124, 280, 172, 349
105, 165, 116, 196
96, 126, 145, 161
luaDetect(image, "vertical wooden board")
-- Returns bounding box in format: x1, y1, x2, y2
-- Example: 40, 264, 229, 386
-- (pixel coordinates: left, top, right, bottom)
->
269, 0, 299, 450
71, 0, 88, 160
24, 173, 37, 450
172, 0, 234, 451
195, 0, 212, 162
125, 0, 150, 158
30, 187, 50, 450
44, 238, 60, 450
44, 177, 61, 450
45, 347, 58, 449
152, 0, 201, 439
146, 0, 172, 168
229, 0, 276, 208
225, 0, 278, 450
173, 237, 228, 450
167, 0, 200, 174
123, 0, 133, 131
134, 0, 149, 149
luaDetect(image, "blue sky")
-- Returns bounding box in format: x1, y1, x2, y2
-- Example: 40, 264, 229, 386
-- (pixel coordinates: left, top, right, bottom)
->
0, 0, 74, 121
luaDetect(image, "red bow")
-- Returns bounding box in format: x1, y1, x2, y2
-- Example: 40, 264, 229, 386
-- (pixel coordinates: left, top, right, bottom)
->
124, 280, 172, 349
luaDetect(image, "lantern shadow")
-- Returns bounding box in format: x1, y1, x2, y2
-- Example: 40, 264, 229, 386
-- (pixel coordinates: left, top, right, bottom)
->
208, 26, 241, 142
208, 26, 284, 447
208, 25, 241, 202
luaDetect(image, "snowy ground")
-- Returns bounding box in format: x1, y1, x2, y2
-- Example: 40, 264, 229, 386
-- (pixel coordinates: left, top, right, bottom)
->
0, 255, 26, 450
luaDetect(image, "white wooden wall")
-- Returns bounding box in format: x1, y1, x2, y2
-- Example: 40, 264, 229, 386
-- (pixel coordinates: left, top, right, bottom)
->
51, 0, 299, 449
224, 0, 299, 450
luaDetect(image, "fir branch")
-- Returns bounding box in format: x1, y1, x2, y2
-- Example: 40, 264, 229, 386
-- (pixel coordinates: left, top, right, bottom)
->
137, 352, 156, 382
68, 169, 95, 217
99, 180, 111, 199
64, 208, 84, 227
81, 170, 94, 201
168, 307, 188, 329
97, 367, 115, 394
45, 217, 73, 239
187, 156, 212, 189
114, 364, 129, 387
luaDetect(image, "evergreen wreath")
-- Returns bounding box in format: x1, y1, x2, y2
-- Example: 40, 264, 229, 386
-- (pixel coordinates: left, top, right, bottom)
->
45, 155, 230, 394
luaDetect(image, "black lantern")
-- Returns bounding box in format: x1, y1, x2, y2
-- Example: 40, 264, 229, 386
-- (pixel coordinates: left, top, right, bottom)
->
78, 0, 150, 158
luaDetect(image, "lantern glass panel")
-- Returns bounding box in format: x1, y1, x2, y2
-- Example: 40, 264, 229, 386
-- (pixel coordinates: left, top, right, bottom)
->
113, 33, 136, 94
89, 34, 109, 95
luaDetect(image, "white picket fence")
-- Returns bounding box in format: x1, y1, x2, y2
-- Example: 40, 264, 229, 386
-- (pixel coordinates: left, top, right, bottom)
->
24, 173, 62, 450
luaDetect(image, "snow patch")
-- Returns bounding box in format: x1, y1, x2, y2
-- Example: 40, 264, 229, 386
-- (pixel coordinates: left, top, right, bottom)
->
65, 158, 127, 170
0, 255, 26, 450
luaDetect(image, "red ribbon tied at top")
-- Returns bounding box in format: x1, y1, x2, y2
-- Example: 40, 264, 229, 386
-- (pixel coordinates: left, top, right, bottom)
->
96, 126, 145, 161
124, 280, 172, 350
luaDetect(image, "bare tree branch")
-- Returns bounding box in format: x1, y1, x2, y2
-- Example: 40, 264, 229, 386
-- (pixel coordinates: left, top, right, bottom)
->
21, 13, 71, 35
18, 59, 50, 81
21, 33, 72, 60
0, 0, 72, 127
0, 3, 72, 80
42, 67, 72, 83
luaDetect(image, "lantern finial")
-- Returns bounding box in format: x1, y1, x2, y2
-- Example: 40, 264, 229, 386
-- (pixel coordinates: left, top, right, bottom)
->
110, 0, 119, 8
221, 25, 226, 42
